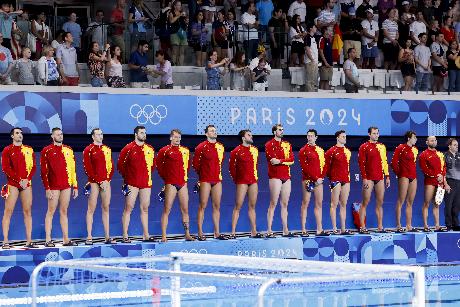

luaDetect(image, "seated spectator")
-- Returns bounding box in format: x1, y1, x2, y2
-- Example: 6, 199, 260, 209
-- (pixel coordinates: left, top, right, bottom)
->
341, 7, 362, 67
398, 38, 416, 91
304, 23, 318, 92
88, 42, 110, 87
440, 16, 456, 46
0, 3, 23, 50
289, 14, 306, 66
202, 0, 216, 23
249, 45, 272, 71
414, 33, 431, 91
150, 50, 174, 89
106, 45, 126, 88
382, 8, 400, 70
268, 7, 288, 69
206, 50, 229, 90
31, 12, 50, 60
251, 57, 270, 91
230, 51, 250, 90
128, 40, 150, 88
344, 47, 360, 93
447, 40, 459, 92
56, 32, 80, 86
168, 1, 188, 65
241, 3, 259, 62
377, 0, 395, 25
361, 9, 379, 69
15, 47, 35, 85
316, 0, 337, 30
410, 12, 427, 46
431, 32, 448, 92
318, 27, 333, 90
191, 11, 208, 67
37, 45, 60, 86
212, 10, 229, 60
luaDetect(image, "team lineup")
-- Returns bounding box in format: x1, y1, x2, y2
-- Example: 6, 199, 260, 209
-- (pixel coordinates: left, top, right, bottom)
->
1, 124, 458, 249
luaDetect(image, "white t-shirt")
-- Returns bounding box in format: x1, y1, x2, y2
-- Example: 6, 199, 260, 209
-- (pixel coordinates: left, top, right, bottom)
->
361, 19, 379, 45
409, 21, 427, 44
249, 57, 272, 71
289, 26, 305, 43
430, 42, 445, 67
288, 1, 307, 23
343, 59, 359, 84
241, 12, 258, 40
305, 34, 318, 64
317, 9, 336, 26
414, 44, 431, 72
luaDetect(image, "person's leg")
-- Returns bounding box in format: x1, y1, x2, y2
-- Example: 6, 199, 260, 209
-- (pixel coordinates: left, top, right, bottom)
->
2, 186, 19, 244
178, 45, 185, 66
456, 70, 460, 92
19, 187, 33, 244
58, 188, 72, 244
267, 179, 282, 234
452, 180, 460, 227
405, 179, 417, 230
300, 182, 312, 233
395, 178, 409, 229
330, 185, 341, 232
279, 180, 292, 235
313, 183, 324, 234
359, 180, 375, 229
178, 184, 193, 240
86, 183, 100, 241
232, 184, 248, 235
121, 186, 139, 239
423, 185, 436, 229
161, 184, 177, 242
138, 188, 152, 239
197, 182, 211, 238
171, 44, 179, 65
448, 70, 456, 92
433, 187, 441, 229
45, 190, 59, 242
210, 183, 223, 237
444, 178, 455, 228
247, 184, 258, 236
339, 183, 351, 232
100, 183, 112, 240
374, 180, 385, 231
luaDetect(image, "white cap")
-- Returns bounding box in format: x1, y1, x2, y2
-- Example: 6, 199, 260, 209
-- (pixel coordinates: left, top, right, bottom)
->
365, 8, 374, 15
402, 1, 410, 5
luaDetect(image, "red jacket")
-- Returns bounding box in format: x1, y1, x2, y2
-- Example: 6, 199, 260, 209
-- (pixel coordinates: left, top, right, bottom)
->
1, 144, 36, 189
299, 144, 325, 182
40, 144, 78, 190
419, 148, 446, 186
391, 144, 418, 180
83, 144, 114, 184
358, 141, 389, 181
229, 144, 258, 185
265, 138, 294, 180
324, 145, 351, 183
117, 141, 155, 189
192, 141, 225, 183
156, 145, 190, 185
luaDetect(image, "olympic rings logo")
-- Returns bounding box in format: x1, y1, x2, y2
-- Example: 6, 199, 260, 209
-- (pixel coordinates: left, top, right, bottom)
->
129, 104, 168, 125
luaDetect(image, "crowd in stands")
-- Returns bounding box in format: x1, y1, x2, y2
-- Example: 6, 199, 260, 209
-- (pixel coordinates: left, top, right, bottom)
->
0, 0, 458, 92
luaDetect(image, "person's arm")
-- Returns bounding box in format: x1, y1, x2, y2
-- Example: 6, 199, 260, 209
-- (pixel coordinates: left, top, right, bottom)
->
40, 149, 51, 191
155, 147, 166, 179
358, 144, 368, 180
419, 152, 438, 178
1, 148, 21, 184
228, 149, 237, 183
70, 150, 78, 190
117, 144, 131, 178
110, 10, 125, 29
168, 11, 180, 24
447, 51, 458, 61
83, 147, 99, 183
361, 22, 375, 40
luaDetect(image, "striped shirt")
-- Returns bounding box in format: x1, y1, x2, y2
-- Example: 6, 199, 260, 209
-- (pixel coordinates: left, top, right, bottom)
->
318, 9, 336, 26
382, 19, 398, 43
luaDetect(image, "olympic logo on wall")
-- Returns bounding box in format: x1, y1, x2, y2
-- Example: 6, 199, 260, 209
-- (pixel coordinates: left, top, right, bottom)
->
129, 104, 168, 125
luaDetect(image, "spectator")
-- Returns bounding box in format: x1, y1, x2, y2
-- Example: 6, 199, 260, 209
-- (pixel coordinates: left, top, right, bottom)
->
212, 10, 229, 60
382, 8, 400, 70
447, 40, 459, 92
62, 13, 82, 52
432, 0, 444, 24
339, 0, 355, 18
206, 50, 229, 90
128, 40, 150, 88
398, 38, 416, 91
51, 30, 65, 51
249, 45, 272, 71
377, 0, 396, 25
37, 45, 60, 86
341, 7, 362, 66
414, 33, 431, 91
431, 32, 448, 92
400, 1, 412, 24
15, 47, 35, 85
31, 12, 50, 60
256, 0, 274, 40
0, 3, 22, 49
441, 16, 456, 46
87, 10, 107, 49
251, 57, 270, 91
289, 14, 306, 66
129, 0, 149, 52
241, 3, 259, 62
202, 0, 216, 24
56, 32, 80, 86
168, 0, 188, 66
150, 50, 174, 89
224, 0, 237, 15
318, 26, 334, 90
88, 42, 109, 87
110, 0, 127, 61
230, 51, 250, 90
428, 19, 440, 46
106, 45, 126, 88
156, 0, 172, 56
191, 11, 208, 67
410, 12, 427, 46
287, 0, 307, 27
361, 9, 379, 69
268, 7, 288, 69
344, 47, 360, 92
225, 10, 238, 60
420, 0, 434, 25
10, 16, 21, 60
187, 0, 199, 22
304, 23, 318, 92
16, 11, 30, 48
317, 0, 337, 30
356, 0, 372, 22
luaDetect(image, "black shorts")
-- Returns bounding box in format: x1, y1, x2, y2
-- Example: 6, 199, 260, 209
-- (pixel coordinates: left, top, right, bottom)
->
432, 66, 445, 77
291, 41, 305, 56
401, 63, 415, 77
270, 45, 282, 59
215, 40, 228, 49
193, 43, 208, 52
383, 43, 399, 62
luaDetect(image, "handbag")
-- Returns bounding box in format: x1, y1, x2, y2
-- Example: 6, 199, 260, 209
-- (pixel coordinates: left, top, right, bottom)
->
27, 33, 36, 53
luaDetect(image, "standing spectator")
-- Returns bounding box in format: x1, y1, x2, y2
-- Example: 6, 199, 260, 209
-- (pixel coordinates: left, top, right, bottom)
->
268, 7, 288, 69
356, 0, 372, 22
191, 11, 208, 67
37, 45, 60, 86
187, 0, 199, 21
256, 0, 274, 41
428, 19, 440, 47
87, 10, 107, 49
168, 1, 188, 66
377, 0, 396, 25
128, 40, 150, 88
224, 0, 237, 15
106, 45, 126, 88
289, 14, 306, 66
150, 50, 174, 89
206, 50, 229, 90
340, 7, 362, 66
410, 11, 427, 46
304, 23, 318, 92
241, 3, 259, 62
447, 40, 459, 92
382, 8, 400, 70
0, 34, 13, 85
230, 51, 250, 90
31, 12, 50, 60
361, 9, 379, 69
431, 32, 448, 92
212, 10, 229, 60
398, 38, 416, 91
251, 57, 270, 91
414, 33, 431, 91
432, 0, 444, 24
10, 17, 21, 60
51, 30, 65, 51
62, 13, 82, 52
110, 0, 127, 61
156, 0, 172, 56
128, 0, 149, 52
317, 0, 337, 30
441, 16, 456, 46
318, 27, 334, 90
15, 47, 35, 85
56, 32, 80, 86
88, 42, 110, 87
225, 10, 238, 60
344, 48, 360, 93
0, 3, 22, 49
202, 0, 216, 24
287, 0, 307, 27
339, 0, 355, 18
420, 0, 434, 25
16, 11, 30, 48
